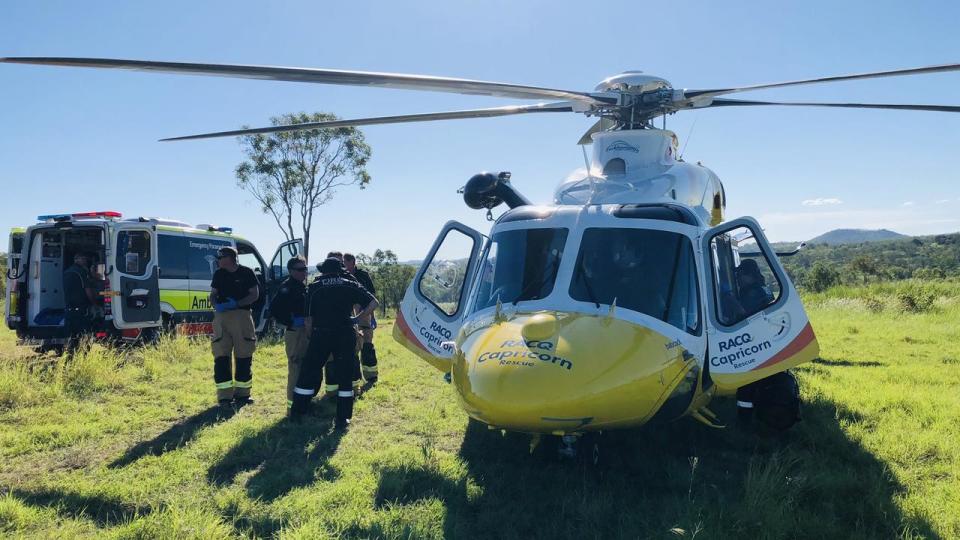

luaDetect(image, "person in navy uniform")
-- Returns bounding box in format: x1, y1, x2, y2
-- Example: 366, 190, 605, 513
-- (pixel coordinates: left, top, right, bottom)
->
344, 253, 379, 384
62, 253, 97, 355
269, 255, 310, 410
291, 257, 379, 429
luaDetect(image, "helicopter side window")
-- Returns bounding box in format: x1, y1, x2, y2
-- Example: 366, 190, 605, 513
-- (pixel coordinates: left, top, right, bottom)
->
710, 226, 782, 326
570, 228, 700, 334
419, 228, 476, 316
472, 228, 568, 312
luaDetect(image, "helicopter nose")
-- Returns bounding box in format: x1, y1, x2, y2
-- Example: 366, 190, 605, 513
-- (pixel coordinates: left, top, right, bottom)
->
452, 311, 695, 433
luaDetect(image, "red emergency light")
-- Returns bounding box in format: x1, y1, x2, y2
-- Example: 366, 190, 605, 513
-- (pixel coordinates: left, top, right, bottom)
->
72, 211, 123, 219
37, 211, 123, 221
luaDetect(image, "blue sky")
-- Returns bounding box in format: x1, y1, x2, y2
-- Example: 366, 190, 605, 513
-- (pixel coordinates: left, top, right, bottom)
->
1, 1, 958, 262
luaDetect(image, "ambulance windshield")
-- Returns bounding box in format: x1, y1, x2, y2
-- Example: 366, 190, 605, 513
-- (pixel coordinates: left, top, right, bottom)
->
472, 228, 568, 311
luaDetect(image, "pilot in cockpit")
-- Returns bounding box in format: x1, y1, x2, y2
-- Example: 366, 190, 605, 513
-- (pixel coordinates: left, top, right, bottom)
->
736, 259, 774, 314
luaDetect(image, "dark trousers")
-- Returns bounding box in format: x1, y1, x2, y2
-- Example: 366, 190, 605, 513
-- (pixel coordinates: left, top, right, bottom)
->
65, 307, 93, 356
292, 328, 358, 422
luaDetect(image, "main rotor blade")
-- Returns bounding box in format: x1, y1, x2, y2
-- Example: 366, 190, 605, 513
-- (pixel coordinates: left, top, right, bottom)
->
705, 98, 960, 113
684, 62, 960, 101
160, 102, 575, 141
0, 57, 611, 105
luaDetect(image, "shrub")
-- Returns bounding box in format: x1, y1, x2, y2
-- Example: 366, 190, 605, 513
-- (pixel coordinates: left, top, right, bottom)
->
893, 283, 940, 313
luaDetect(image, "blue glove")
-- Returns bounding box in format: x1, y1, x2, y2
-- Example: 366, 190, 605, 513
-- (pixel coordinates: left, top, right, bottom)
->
214, 298, 238, 312
292, 316, 305, 328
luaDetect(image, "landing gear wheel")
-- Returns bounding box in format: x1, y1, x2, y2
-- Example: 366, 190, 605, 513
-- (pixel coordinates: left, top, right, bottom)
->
751, 371, 802, 431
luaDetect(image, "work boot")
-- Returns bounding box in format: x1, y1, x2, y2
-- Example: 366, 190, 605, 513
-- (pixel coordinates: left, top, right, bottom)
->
234, 396, 254, 408
334, 418, 351, 431
217, 399, 234, 418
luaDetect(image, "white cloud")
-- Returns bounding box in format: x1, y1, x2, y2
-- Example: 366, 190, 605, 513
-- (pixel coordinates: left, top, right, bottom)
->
801, 198, 843, 206
936, 199, 951, 204
902, 201, 915, 206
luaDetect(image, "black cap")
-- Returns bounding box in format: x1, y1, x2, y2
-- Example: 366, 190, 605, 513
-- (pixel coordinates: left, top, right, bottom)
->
318, 257, 345, 274
216, 246, 238, 259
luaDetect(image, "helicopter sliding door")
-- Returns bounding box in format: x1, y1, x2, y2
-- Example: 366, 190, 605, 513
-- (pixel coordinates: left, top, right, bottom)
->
701, 217, 819, 392
394, 221, 484, 372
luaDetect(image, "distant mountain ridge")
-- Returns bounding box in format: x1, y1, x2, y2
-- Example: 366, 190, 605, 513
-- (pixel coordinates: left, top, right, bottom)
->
807, 228, 908, 245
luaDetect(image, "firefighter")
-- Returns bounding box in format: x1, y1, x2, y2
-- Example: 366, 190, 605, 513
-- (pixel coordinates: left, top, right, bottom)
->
269, 255, 310, 410
344, 253, 379, 384
291, 257, 379, 430
319, 251, 363, 396
62, 253, 97, 355
209, 246, 260, 408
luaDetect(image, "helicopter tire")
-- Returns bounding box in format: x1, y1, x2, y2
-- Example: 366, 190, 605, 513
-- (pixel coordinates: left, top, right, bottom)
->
752, 371, 801, 431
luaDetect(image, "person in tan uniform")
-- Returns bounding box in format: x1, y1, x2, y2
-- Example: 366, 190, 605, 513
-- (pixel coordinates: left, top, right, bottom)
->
268, 255, 310, 410
209, 246, 260, 408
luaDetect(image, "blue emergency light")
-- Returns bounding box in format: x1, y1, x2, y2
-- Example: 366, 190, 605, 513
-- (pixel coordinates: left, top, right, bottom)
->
37, 214, 72, 221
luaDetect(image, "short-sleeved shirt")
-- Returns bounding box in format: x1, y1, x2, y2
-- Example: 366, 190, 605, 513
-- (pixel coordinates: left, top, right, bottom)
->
307, 274, 375, 330
63, 264, 93, 309
211, 265, 259, 310
270, 277, 307, 327
350, 267, 376, 295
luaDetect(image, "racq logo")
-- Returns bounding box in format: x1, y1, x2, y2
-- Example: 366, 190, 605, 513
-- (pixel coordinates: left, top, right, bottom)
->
606, 140, 639, 153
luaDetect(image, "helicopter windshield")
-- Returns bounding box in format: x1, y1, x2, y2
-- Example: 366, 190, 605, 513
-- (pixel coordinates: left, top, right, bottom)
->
570, 228, 700, 334
472, 228, 568, 311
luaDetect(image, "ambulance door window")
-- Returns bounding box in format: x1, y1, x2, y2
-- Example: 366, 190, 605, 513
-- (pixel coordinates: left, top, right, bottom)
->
419, 228, 474, 316
158, 235, 189, 279
709, 226, 782, 326
116, 231, 151, 276
187, 238, 230, 281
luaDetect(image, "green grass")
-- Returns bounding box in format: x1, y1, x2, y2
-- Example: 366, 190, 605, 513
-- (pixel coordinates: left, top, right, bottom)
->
0, 282, 958, 539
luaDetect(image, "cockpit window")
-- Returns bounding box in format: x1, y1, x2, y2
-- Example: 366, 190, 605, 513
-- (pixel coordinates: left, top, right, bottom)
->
570, 228, 700, 335
472, 228, 568, 311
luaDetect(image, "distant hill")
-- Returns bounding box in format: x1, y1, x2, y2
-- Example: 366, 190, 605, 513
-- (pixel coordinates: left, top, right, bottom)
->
774, 231, 960, 285
807, 228, 908, 245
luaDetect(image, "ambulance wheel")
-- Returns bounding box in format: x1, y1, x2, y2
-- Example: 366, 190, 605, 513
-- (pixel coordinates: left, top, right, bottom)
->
141, 327, 162, 345
161, 314, 176, 335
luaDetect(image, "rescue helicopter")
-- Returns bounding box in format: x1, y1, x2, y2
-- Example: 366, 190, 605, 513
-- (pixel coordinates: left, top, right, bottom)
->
3, 57, 959, 459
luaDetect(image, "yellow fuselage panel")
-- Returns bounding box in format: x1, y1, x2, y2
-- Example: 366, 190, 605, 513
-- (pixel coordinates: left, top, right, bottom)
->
453, 312, 692, 433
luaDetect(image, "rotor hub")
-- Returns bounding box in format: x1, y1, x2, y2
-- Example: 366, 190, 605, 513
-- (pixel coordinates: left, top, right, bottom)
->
594, 72, 673, 94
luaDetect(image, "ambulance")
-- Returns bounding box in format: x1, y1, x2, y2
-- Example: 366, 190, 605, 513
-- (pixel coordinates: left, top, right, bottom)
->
4, 211, 302, 351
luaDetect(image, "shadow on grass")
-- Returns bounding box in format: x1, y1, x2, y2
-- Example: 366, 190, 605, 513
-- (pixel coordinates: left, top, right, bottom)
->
363, 397, 939, 540
109, 405, 232, 468
207, 405, 344, 504
8, 487, 152, 527
813, 357, 886, 368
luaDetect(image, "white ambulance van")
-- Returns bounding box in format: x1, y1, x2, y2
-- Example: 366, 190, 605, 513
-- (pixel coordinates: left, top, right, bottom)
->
5, 211, 302, 351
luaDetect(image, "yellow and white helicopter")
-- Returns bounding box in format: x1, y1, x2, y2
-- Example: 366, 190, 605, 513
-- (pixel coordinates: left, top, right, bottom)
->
3, 57, 959, 458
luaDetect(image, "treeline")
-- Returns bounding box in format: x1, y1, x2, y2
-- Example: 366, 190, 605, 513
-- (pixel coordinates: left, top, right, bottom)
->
774, 232, 960, 292
355, 249, 416, 316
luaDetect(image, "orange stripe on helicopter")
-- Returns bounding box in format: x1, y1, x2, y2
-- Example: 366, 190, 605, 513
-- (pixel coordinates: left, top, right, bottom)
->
396, 311, 431, 354
755, 323, 816, 370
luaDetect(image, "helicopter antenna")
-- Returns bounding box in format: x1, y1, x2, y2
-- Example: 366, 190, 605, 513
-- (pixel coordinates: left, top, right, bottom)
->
679, 118, 698, 161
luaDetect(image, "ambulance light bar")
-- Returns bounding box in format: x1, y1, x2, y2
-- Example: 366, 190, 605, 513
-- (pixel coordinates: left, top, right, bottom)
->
37, 211, 123, 222
196, 223, 233, 234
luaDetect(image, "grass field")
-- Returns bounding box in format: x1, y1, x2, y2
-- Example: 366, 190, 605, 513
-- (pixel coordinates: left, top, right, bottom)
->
0, 281, 958, 539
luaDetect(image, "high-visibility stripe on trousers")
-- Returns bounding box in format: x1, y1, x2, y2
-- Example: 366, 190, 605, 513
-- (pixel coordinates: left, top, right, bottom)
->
292, 328, 358, 422
284, 327, 310, 402
211, 310, 257, 401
